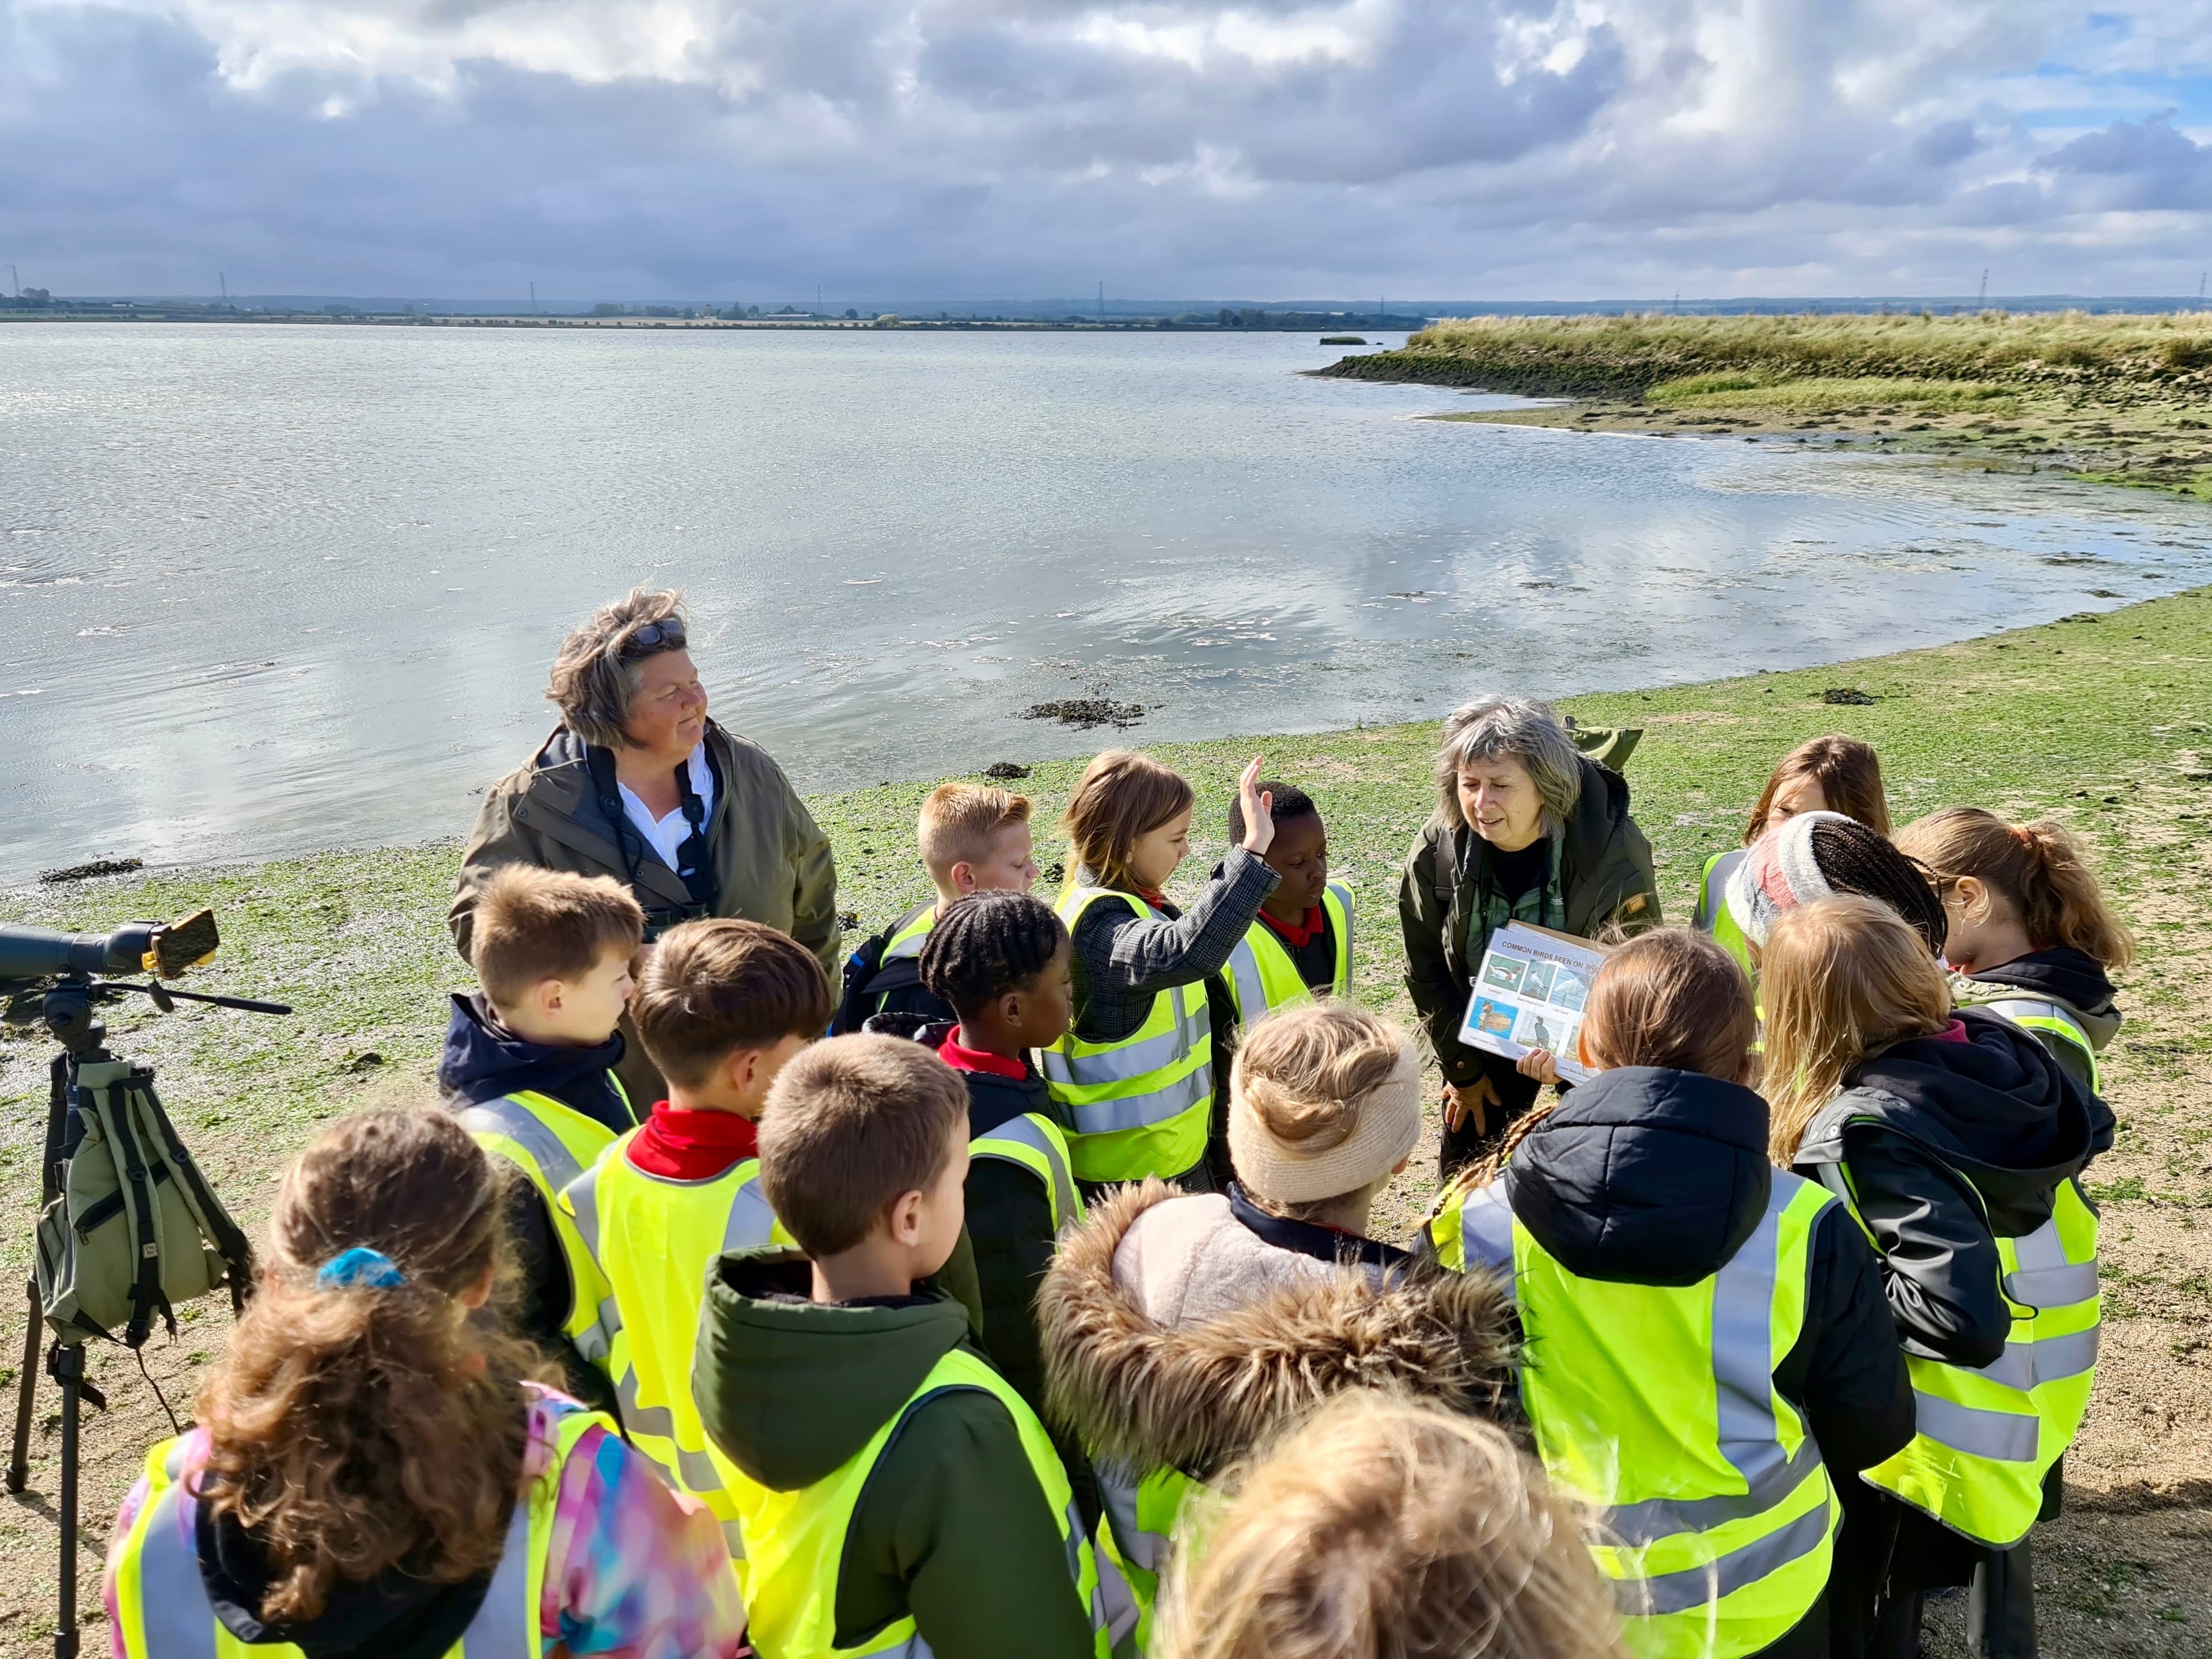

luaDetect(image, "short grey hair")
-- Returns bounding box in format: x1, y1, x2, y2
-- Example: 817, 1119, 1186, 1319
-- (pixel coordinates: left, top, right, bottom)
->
1433, 696, 1583, 840
546, 587, 689, 749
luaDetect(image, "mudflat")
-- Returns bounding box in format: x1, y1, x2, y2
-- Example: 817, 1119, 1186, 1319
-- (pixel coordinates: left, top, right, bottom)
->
3, 588, 2208, 1656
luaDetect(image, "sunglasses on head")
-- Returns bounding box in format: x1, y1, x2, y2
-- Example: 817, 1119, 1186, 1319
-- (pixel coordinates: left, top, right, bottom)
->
620, 618, 687, 658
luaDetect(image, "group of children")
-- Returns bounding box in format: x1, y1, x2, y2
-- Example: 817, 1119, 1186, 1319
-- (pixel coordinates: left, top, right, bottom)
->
99, 729, 2134, 1659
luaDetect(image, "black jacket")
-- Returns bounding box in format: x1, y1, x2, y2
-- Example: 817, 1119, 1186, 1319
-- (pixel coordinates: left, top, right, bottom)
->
437, 994, 634, 1406
1500, 1066, 1914, 1478
1399, 756, 1660, 1086
1794, 1009, 2113, 1370
1953, 946, 2123, 1099
834, 906, 957, 1035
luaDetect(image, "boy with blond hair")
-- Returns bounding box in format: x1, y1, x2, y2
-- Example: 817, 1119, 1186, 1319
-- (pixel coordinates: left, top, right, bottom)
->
695, 1036, 1111, 1659
834, 782, 1041, 1033
438, 864, 643, 1392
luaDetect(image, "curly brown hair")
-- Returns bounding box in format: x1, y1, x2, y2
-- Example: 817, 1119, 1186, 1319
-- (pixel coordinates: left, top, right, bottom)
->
194, 1108, 554, 1624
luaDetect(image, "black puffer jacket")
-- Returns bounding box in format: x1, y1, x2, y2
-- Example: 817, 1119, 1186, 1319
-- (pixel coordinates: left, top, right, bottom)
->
1494, 1065, 1914, 1476
1794, 1009, 2113, 1369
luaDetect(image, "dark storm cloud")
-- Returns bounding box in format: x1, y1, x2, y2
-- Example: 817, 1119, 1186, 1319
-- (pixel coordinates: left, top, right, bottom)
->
5, 0, 2212, 298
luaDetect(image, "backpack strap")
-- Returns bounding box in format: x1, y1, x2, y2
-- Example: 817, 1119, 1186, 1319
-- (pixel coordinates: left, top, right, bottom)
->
132, 1071, 256, 1315
92, 1072, 172, 1347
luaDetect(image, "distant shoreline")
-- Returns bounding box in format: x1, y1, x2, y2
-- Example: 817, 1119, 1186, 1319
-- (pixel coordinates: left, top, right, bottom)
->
1318, 310, 2212, 503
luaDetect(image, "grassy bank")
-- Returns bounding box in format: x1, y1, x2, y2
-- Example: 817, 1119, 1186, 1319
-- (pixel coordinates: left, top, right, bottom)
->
3, 592, 2210, 1653
1321, 312, 2212, 501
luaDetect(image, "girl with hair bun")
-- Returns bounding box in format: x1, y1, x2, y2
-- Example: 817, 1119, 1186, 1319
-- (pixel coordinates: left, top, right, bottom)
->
1763, 897, 2113, 1659
1041, 1003, 1516, 1646
1427, 929, 1911, 1658
1895, 807, 2134, 1097
103, 1107, 744, 1659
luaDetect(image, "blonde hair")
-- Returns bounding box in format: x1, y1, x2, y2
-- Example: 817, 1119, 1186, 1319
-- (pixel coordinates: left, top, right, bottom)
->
1746, 734, 1891, 842
1153, 1395, 1621, 1659
544, 586, 689, 749
196, 1109, 551, 1625
1895, 808, 2135, 971
1762, 896, 1952, 1162
1236, 1004, 1404, 1156
918, 783, 1032, 883
1063, 749, 1194, 893
468, 865, 644, 1014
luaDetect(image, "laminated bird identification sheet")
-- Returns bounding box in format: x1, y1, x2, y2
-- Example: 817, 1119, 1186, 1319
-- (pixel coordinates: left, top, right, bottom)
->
1457, 921, 1609, 1083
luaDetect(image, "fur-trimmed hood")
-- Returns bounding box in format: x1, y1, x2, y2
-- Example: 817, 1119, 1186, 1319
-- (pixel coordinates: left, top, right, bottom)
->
1039, 1180, 1518, 1482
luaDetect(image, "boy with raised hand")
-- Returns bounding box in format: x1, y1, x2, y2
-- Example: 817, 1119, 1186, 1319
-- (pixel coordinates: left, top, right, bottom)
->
834, 783, 1041, 1034
695, 1037, 1109, 1659
559, 917, 832, 1558
438, 864, 644, 1400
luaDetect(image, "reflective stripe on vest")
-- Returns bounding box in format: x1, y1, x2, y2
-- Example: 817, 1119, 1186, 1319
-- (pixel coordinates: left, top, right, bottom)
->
111, 1399, 601, 1659
560, 1131, 783, 1556
1978, 996, 2103, 1095
1444, 1175, 1840, 1658
459, 1090, 629, 1347
733, 1347, 1112, 1659
1694, 849, 1755, 978
870, 905, 937, 1015
1221, 881, 1354, 1024
1809, 1120, 2101, 1549
971, 1112, 1085, 1234
1044, 886, 1215, 1181
1089, 1461, 1198, 1654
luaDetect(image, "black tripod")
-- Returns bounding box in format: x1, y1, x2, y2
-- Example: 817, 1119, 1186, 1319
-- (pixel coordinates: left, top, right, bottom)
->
5, 974, 285, 1659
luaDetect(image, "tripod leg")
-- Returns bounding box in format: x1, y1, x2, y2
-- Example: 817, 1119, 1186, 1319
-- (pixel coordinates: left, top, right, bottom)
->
52, 1343, 81, 1659
7, 1277, 39, 1495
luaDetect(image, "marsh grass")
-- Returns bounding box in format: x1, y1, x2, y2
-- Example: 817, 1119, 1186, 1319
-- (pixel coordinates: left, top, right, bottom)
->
1326, 309, 2212, 397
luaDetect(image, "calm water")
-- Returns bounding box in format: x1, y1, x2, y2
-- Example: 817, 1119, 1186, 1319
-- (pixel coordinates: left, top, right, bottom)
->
5, 324, 2210, 880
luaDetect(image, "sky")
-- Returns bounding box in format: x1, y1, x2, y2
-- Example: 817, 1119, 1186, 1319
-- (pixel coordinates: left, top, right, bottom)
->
6, 1, 2212, 303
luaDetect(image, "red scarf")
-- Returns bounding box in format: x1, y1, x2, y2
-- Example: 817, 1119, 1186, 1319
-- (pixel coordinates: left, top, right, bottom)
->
626, 1102, 760, 1181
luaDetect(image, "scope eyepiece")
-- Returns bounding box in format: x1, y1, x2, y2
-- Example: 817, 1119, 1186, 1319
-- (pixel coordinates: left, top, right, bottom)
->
0, 908, 220, 984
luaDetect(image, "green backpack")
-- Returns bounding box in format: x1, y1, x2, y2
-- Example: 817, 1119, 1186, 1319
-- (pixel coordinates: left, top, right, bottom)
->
34, 1057, 253, 1347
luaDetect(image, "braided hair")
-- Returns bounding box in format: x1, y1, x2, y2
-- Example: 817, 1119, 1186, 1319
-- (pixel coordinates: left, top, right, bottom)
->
1804, 817, 1949, 957
919, 891, 1069, 1017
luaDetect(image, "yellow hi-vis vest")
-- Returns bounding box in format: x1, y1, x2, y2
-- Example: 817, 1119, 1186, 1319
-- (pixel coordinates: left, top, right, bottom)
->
560, 1131, 786, 1556
1045, 886, 1215, 1183
108, 1393, 603, 1658
972, 1111, 1085, 1234
868, 904, 937, 1015
736, 1346, 1114, 1659
1431, 1172, 1841, 1659
1093, 1463, 1199, 1653
1800, 1097, 2101, 1548
1219, 880, 1354, 1022
1973, 994, 2103, 1096
456, 1083, 634, 1346
1692, 849, 1755, 978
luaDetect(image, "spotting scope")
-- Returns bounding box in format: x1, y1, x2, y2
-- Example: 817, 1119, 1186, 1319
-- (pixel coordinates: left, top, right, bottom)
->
0, 909, 222, 986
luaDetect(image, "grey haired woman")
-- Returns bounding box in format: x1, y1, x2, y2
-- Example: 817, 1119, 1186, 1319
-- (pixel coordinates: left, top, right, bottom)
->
1397, 695, 1659, 1179
449, 587, 838, 1103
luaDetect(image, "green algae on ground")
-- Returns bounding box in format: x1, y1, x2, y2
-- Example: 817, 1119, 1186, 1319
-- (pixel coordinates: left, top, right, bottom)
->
3, 589, 2210, 1657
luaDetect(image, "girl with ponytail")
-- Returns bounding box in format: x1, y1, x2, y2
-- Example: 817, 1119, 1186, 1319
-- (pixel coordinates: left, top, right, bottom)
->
103, 1107, 744, 1659
1895, 808, 2135, 1096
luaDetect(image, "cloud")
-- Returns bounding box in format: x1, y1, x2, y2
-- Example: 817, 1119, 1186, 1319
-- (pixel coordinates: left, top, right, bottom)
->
6, 0, 2212, 298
